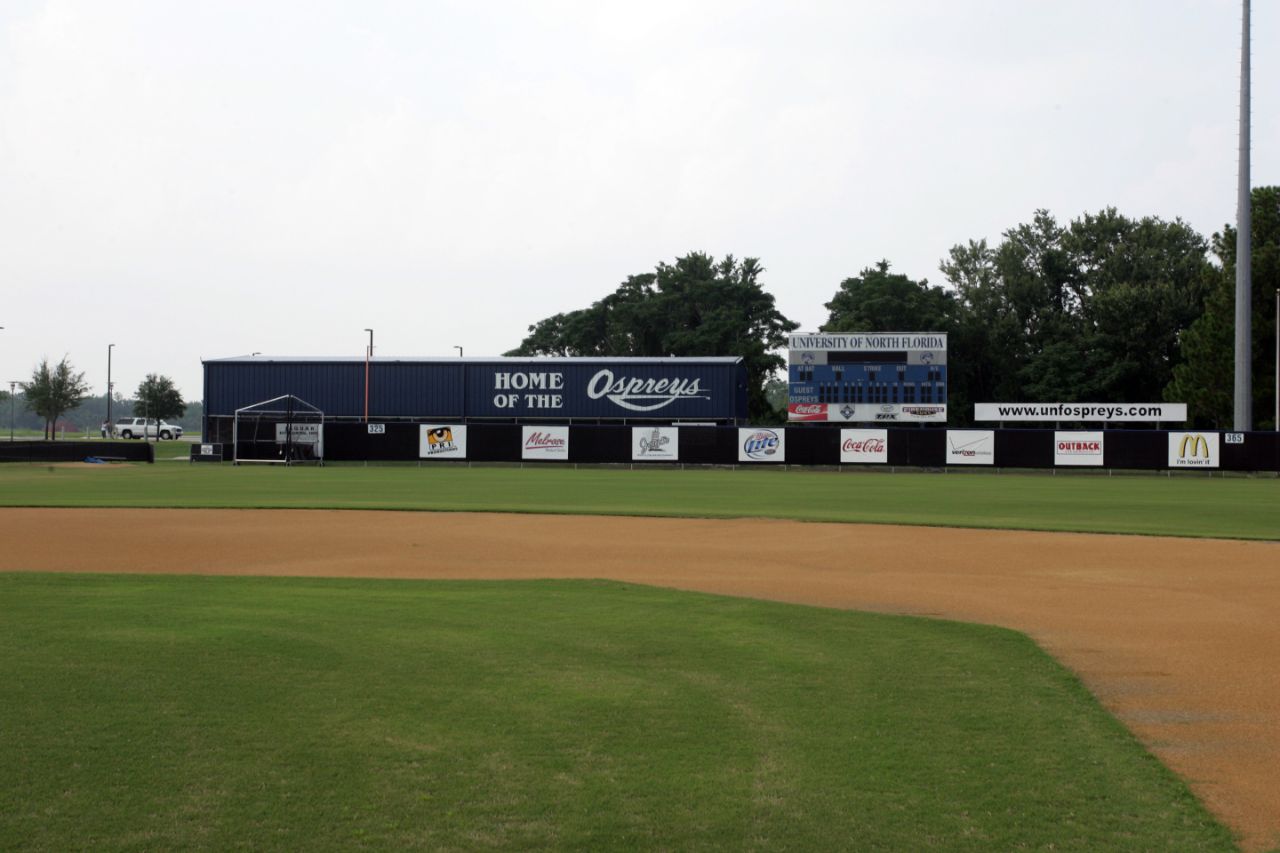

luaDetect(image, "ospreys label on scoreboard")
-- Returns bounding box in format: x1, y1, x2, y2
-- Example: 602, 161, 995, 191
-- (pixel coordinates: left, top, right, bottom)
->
787, 333, 947, 423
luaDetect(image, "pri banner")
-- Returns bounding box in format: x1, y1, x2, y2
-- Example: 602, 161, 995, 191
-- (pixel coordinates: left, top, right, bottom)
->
419, 425, 467, 460
1168, 432, 1219, 468
840, 429, 888, 464
522, 426, 570, 461
738, 428, 785, 462
1053, 431, 1104, 467
632, 426, 679, 461
945, 430, 995, 465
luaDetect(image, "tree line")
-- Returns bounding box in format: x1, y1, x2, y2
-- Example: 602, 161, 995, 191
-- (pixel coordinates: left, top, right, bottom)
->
512, 188, 1279, 427
1, 360, 190, 440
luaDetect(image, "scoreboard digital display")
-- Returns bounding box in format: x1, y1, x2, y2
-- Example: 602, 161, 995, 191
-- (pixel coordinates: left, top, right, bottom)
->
787, 333, 947, 423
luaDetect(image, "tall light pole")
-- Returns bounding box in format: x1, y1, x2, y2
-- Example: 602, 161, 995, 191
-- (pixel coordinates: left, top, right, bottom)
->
8, 380, 16, 442
454, 346, 463, 358
106, 343, 115, 438
364, 329, 373, 423
1234, 0, 1252, 431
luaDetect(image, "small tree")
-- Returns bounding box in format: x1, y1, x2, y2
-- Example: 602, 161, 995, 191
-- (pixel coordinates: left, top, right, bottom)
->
22, 357, 91, 440
134, 374, 187, 442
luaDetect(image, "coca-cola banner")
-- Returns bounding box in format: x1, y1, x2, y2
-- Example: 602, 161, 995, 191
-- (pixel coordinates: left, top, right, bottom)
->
632, 427, 679, 462
840, 429, 888, 464
1053, 431, 1104, 467
521, 426, 569, 460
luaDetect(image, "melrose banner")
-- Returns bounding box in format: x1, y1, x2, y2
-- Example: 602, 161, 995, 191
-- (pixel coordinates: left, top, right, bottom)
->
521, 426, 570, 460
840, 429, 888, 464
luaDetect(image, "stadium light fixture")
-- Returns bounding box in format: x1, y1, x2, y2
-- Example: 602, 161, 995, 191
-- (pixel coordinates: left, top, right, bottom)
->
454, 346, 463, 358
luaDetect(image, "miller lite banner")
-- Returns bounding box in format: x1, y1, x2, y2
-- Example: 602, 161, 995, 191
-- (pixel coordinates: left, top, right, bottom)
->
1053, 431, 1104, 467
840, 429, 888, 464
738, 428, 785, 462
419, 424, 467, 460
1168, 432, 1218, 468
522, 426, 570, 460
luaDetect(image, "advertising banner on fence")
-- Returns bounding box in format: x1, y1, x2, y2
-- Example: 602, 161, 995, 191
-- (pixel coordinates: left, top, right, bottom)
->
739, 428, 785, 462
1168, 432, 1219, 468
1054, 431, 1104, 466
840, 429, 888, 464
419, 425, 467, 460
975, 403, 1187, 422
788, 403, 946, 423
632, 426, 679, 461
522, 426, 570, 460
946, 430, 995, 465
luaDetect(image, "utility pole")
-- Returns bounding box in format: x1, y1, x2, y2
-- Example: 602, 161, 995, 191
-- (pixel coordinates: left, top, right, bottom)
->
1234, 0, 1252, 431
106, 344, 115, 438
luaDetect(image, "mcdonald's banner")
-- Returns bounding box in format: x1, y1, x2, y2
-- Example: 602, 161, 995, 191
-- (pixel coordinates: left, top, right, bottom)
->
1167, 432, 1219, 468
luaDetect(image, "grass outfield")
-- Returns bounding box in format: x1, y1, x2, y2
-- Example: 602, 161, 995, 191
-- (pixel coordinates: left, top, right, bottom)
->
0, 574, 1235, 851
1, 462, 1278, 539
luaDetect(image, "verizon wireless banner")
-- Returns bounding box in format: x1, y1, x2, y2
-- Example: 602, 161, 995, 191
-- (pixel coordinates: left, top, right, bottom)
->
521, 426, 570, 460
840, 429, 888, 464
946, 430, 995, 465
1053, 431, 1104, 466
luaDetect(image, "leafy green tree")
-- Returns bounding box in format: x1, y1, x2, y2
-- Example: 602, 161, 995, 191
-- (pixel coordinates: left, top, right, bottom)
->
510, 253, 798, 421
22, 357, 91, 439
821, 261, 956, 333
133, 374, 187, 441
1165, 186, 1280, 428
940, 209, 1214, 422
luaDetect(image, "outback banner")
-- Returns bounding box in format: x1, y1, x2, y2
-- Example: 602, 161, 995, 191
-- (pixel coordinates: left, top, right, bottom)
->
840, 429, 888, 464
946, 430, 995, 465
521, 426, 570, 460
419, 425, 467, 460
739, 428, 785, 462
1168, 432, 1219, 468
632, 427, 679, 462
1053, 431, 1104, 467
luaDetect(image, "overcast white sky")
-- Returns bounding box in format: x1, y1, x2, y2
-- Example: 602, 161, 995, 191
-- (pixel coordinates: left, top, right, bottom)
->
2, 0, 1276, 398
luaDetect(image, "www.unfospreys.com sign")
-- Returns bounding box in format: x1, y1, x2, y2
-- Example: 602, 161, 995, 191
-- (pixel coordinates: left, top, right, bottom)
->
485, 368, 712, 415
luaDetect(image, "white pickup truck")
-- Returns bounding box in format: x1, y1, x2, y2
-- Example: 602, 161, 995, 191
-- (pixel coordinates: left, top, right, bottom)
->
114, 417, 184, 440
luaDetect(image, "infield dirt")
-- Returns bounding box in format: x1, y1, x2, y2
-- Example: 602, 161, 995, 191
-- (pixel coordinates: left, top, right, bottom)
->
4, 507, 1278, 850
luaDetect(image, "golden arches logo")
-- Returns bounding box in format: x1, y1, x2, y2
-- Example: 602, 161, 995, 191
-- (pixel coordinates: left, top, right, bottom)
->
1179, 434, 1210, 459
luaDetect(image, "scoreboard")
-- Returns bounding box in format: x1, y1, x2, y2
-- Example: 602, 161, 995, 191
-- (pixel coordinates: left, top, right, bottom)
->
787, 333, 947, 423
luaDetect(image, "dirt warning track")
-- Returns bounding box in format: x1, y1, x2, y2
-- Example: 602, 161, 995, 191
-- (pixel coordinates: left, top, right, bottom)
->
4, 507, 1278, 850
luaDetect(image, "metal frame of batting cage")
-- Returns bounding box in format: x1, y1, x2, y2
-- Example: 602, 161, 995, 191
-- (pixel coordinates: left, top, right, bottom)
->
232, 394, 325, 466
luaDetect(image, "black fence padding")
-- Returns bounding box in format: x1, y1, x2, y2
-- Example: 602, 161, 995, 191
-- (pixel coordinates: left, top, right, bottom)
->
0, 440, 154, 464
569, 425, 631, 463
887, 429, 945, 467
1221, 432, 1280, 471
200, 421, 1280, 471
995, 429, 1055, 468
1104, 430, 1168, 470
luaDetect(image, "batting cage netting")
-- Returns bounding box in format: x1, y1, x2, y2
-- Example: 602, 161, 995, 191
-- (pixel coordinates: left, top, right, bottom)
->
232, 395, 324, 465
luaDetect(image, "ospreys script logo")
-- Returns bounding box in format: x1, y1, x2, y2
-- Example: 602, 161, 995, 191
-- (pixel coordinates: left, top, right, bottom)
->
587, 369, 710, 412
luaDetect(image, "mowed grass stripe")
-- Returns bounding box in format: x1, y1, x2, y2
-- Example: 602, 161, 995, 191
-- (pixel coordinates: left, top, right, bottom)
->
1, 462, 1277, 539
0, 574, 1234, 851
